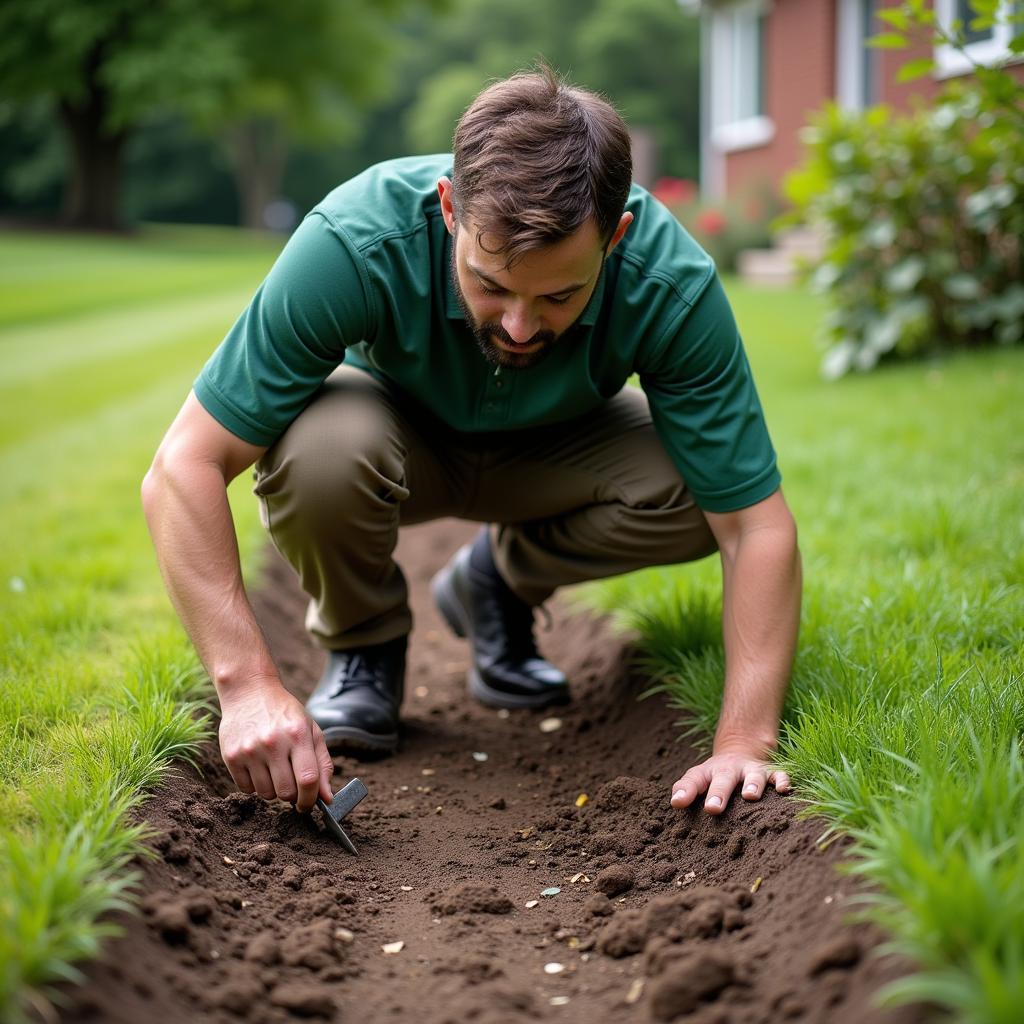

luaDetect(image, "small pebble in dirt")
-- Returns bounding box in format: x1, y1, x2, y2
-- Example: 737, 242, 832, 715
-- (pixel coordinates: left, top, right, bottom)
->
382, 941, 405, 954
541, 887, 561, 898
808, 936, 861, 975
334, 927, 355, 944
248, 842, 273, 865
497, 708, 511, 719
489, 797, 507, 810
472, 751, 489, 762
550, 995, 571, 1006
625, 978, 645, 1004
595, 864, 635, 897
281, 864, 303, 890
544, 962, 564, 975
269, 981, 336, 1017
539, 717, 563, 733
584, 893, 614, 918
525, 900, 539, 909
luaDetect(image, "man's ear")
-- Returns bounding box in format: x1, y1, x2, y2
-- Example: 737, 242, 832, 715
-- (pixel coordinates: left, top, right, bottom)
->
605, 211, 634, 255
438, 177, 457, 235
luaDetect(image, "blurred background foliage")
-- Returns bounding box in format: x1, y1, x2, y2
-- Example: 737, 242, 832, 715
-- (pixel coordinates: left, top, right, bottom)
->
0, 0, 700, 231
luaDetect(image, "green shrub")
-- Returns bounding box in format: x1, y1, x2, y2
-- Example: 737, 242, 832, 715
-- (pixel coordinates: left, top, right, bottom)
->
784, 85, 1023, 378
782, 0, 1024, 377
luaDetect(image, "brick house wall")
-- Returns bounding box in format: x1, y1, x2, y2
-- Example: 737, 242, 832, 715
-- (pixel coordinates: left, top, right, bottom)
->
691, 0, 1024, 202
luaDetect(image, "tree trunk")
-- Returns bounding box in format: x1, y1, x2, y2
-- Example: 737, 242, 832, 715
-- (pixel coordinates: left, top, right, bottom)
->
226, 118, 289, 230
57, 86, 127, 231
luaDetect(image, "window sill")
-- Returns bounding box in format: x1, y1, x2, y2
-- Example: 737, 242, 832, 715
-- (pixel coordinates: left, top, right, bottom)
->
710, 116, 776, 153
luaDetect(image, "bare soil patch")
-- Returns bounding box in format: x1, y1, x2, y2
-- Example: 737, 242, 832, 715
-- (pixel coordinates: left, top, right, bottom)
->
60, 520, 932, 1024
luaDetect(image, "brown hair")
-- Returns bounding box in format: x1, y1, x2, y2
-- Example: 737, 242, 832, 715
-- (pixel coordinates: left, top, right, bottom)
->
452, 63, 632, 266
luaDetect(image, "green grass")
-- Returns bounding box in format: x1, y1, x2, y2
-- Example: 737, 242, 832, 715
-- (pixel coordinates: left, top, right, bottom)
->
0, 226, 282, 1021
584, 278, 1024, 1023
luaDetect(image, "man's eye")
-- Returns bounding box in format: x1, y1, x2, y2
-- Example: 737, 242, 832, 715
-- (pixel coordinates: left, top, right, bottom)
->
546, 295, 572, 305
479, 283, 505, 296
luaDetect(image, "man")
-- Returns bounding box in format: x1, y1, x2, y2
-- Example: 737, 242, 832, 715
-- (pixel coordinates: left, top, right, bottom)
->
142, 66, 800, 821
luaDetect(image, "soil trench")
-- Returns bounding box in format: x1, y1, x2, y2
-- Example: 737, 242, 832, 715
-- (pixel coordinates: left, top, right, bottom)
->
60, 520, 931, 1024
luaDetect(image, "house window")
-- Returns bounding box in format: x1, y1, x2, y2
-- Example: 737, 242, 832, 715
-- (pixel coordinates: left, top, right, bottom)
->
837, 0, 880, 110
934, 0, 1024, 78
709, 0, 774, 153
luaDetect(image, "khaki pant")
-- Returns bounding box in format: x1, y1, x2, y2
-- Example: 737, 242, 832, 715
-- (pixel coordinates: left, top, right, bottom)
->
253, 365, 717, 649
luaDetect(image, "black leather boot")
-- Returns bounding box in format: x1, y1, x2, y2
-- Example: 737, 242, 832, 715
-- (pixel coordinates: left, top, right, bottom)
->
305, 636, 407, 755
431, 529, 570, 709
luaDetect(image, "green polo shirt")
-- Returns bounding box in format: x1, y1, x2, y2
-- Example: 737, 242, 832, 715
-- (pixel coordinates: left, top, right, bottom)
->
195, 154, 780, 513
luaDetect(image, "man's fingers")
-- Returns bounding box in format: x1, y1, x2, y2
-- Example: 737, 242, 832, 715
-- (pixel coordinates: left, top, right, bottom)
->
229, 763, 256, 796
670, 764, 713, 808
313, 726, 336, 805
704, 766, 741, 815
289, 729, 325, 813
247, 761, 276, 801
770, 770, 792, 794
741, 768, 768, 801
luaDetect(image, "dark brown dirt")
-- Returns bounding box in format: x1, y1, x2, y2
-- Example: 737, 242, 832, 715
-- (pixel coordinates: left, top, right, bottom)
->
57, 520, 933, 1024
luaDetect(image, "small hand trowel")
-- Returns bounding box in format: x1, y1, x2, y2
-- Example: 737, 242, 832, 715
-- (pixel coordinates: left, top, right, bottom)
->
315, 778, 368, 855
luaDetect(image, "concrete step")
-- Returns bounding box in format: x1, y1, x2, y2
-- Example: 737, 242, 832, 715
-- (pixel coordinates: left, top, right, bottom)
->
775, 225, 826, 260
736, 248, 800, 287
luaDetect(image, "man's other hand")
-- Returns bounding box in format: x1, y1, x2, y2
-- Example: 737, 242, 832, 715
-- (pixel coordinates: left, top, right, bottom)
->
218, 681, 336, 813
670, 747, 791, 815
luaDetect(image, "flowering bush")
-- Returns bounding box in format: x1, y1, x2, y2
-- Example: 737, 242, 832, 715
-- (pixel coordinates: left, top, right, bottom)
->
657, 179, 783, 273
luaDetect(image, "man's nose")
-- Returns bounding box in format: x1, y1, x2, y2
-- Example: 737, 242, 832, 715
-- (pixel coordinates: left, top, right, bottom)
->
501, 302, 540, 343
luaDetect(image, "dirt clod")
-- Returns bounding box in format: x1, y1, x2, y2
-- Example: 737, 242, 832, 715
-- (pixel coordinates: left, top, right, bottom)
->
595, 864, 635, 897
431, 882, 514, 916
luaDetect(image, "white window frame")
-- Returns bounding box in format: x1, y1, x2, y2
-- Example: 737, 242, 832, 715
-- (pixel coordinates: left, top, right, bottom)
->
708, 0, 775, 153
934, 0, 1024, 79
836, 0, 880, 111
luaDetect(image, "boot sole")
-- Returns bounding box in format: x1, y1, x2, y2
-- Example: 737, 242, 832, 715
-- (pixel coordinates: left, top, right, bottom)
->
432, 555, 571, 711
320, 724, 398, 756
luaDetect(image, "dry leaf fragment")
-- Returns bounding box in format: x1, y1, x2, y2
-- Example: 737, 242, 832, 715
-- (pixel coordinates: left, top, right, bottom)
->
574, 793, 589, 808
750, 876, 763, 894
625, 978, 645, 1005
382, 941, 405, 955
569, 872, 590, 884
518, 827, 535, 839
222, 856, 235, 865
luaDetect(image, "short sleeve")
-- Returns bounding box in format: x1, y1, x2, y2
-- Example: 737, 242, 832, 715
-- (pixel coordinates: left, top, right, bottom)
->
194, 212, 373, 446
638, 274, 781, 513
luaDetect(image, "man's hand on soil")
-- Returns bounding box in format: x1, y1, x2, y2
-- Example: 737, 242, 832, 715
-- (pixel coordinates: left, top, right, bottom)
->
218, 681, 335, 813
670, 748, 791, 815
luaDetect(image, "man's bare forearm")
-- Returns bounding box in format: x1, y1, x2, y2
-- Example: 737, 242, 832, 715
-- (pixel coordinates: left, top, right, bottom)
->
141, 454, 279, 697
714, 519, 801, 755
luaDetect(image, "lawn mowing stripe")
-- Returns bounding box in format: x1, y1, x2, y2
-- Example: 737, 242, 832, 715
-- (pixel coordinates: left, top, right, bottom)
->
0, 285, 255, 386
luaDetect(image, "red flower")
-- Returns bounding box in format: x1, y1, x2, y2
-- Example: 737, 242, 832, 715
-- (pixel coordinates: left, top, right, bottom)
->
694, 208, 728, 237
652, 177, 697, 207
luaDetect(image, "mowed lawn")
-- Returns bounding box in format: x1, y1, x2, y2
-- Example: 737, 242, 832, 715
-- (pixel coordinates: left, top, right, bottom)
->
0, 226, 283, 1020
0, 224, 1021, 1022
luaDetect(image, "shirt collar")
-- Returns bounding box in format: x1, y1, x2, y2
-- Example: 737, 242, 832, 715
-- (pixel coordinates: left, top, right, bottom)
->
444, 231, 607, 329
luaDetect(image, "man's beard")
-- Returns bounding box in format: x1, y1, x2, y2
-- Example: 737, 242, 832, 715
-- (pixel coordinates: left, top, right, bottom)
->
449, 244, 591, 371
